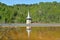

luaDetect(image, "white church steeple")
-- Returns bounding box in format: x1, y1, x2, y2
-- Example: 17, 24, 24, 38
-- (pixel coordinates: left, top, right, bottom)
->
26, 11, 31, 24
26, 11, 31, 20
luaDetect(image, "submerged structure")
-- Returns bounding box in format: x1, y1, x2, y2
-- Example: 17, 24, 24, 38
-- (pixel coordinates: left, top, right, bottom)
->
26, 11, 32, 38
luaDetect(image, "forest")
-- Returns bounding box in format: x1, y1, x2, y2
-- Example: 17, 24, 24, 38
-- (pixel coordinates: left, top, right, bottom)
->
0, 1, 60, 23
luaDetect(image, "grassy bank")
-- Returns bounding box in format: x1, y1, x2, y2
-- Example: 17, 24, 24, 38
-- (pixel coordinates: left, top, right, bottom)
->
0, 27, 60, 40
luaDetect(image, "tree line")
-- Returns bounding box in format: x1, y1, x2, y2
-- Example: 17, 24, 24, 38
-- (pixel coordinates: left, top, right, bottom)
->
0, 1, 60, 23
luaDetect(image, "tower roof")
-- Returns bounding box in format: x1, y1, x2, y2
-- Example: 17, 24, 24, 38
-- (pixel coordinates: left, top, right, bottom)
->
26, 11, 31, 20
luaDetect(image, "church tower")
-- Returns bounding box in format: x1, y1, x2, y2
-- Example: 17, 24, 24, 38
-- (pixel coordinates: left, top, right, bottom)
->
26, 11, 31, 24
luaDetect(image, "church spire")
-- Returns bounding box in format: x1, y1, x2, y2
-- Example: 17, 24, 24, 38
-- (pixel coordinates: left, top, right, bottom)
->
27, 11, 31, 20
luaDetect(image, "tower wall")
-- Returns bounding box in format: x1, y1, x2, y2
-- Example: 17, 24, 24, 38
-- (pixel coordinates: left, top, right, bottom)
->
26, 20, 31, 24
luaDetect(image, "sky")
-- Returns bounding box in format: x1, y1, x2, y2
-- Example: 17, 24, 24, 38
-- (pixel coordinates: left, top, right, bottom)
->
0, 0, 60, 5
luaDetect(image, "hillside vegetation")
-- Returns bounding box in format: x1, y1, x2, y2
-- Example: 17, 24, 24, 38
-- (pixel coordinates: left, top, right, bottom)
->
0, 1, 60, 23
